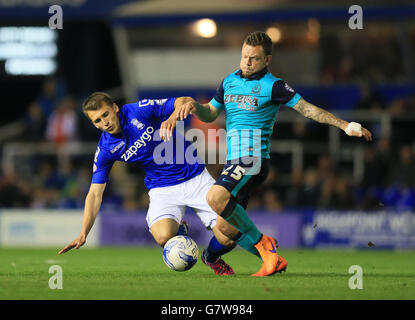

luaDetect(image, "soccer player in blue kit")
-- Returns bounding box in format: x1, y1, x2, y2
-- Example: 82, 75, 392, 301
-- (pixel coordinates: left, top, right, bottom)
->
177, 31, 373, 276
58, 92, 237, 275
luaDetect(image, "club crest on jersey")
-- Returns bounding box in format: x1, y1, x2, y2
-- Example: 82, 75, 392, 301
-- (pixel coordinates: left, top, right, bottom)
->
251, 84, 261, 95
131, 118, 145, 130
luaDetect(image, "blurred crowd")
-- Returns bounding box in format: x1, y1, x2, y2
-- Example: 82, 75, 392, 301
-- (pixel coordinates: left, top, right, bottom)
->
247, 139, 415, 213
21, 77, 101, 144
2, 133, 414, 213
319, 35, 405, 85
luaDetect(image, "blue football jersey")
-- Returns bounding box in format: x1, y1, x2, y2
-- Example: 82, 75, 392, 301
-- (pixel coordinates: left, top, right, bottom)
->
210, 68, 301, 160
91, 98, 204, 190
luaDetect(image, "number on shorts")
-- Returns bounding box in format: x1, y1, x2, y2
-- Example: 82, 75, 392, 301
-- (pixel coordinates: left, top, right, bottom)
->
222, 165, 246, 181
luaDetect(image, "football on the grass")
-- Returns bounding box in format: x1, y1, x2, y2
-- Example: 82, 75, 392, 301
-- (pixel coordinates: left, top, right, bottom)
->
162, 236, 198, 271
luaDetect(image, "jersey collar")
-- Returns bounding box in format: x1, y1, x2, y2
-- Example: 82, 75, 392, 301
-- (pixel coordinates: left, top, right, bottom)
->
236, 67, 268, 80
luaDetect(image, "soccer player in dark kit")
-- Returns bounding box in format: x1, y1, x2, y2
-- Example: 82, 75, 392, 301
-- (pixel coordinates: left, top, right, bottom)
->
176, 31, 372, 276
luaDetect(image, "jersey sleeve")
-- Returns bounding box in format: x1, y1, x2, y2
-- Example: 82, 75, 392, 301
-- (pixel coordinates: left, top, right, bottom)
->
91, 146, 114, 184
134, 97, 177, 121
271, 80, 301, 108
209, 79, 225, 109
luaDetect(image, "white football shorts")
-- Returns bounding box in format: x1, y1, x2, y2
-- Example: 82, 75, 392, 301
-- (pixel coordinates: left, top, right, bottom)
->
146, 168, 217, 230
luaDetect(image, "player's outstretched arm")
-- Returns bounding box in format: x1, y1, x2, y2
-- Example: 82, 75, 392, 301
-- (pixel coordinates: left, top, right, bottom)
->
160, 97, 222, 140
293, 98, 372, 141
160, 96, 194, 141
58, 183, 106, 254
177, 100, 222, 123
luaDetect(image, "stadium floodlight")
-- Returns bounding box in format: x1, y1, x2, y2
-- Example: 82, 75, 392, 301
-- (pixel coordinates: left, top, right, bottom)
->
192, 18, 217, 38
0, 26, 57, 76
266, 27, 281, 43
5, 58, 56, 75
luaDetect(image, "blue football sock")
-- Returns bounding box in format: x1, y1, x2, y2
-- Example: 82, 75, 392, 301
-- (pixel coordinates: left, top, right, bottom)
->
176, 223, 188, 236
204, 236, 235, 263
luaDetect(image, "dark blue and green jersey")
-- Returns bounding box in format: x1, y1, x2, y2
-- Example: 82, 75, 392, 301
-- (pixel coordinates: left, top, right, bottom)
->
210, 68, 301, 160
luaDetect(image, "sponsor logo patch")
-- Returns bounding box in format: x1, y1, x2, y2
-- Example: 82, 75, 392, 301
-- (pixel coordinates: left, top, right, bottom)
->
121, 126, 154, 161
111, 141, 125, 154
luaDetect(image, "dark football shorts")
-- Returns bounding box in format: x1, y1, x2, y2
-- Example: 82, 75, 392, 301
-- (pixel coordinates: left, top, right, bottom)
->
214, 156, 270, 209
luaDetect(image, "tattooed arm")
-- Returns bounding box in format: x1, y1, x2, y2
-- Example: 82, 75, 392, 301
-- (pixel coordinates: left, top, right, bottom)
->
292, 98, 372, 141
293, 98, 348, 130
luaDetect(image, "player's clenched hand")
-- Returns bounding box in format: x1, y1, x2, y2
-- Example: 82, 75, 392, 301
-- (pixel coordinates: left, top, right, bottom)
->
360, 127, 372, 141
176, 101, 196, 121
344, 122, 373, 141
159, 117, 177, 141
58, 234, 86, 255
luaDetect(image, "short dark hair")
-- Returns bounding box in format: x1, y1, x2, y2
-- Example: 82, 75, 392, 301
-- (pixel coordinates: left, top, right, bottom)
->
244, 31, 273, 56
82, 92, 114, 115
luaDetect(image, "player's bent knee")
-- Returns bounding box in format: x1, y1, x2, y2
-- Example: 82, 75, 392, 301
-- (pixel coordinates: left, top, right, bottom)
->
215, 216, 240, 240
215, 220, 227, 235
206, 186, 230, 214
214, 229, 236, 248
153, 233, 173, 247
150, 218, 179, 247
150, 226, 176, 247
216, 234, 236, 248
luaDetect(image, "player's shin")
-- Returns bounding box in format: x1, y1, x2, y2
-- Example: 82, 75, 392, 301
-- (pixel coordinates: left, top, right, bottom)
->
220, 197, 263, 246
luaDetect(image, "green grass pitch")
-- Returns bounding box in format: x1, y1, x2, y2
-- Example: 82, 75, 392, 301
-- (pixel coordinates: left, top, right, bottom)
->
0, 247, 414, 300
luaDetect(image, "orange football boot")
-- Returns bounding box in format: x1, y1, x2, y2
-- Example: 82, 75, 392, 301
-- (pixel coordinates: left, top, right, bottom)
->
274, 255, 288, 273
251, 235, 279, 277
